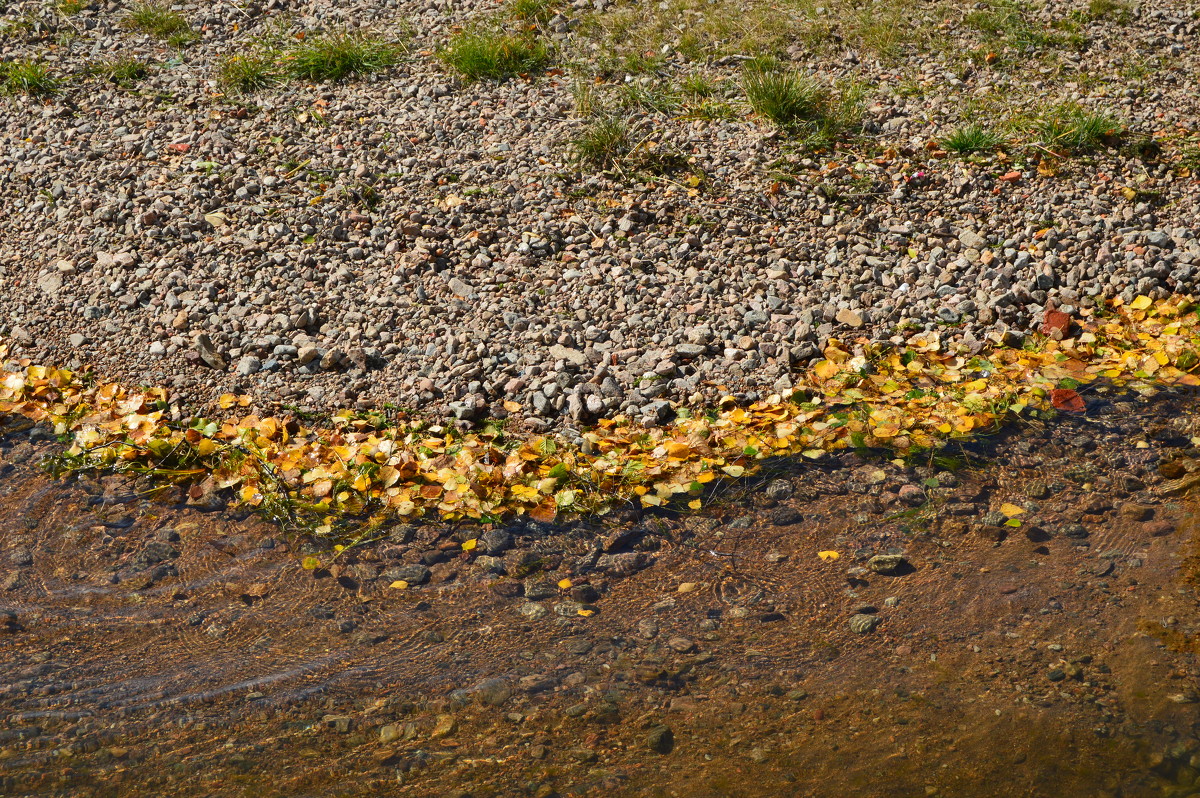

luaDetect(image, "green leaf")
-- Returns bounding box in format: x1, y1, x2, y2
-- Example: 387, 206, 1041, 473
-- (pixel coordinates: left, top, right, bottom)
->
547, 462, 569, 480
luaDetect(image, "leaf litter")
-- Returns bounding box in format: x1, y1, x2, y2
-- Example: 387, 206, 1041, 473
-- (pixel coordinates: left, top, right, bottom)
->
2, 296, 1198, 543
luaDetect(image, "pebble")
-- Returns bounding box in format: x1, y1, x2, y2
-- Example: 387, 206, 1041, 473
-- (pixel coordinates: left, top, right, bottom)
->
0, 11, 1186, 434
866, 554, 908, 575
848, 614, 881, 634
646, 725, 674, 754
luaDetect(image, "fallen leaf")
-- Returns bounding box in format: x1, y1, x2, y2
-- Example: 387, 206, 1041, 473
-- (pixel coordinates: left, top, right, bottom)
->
999, 502, 1025, 517
1050, 388, 1085, 413
818, 550, 840, 562
1129, 295, 1153, 311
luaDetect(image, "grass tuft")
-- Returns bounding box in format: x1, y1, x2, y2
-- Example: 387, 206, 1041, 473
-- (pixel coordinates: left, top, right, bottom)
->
85, 56, 150, 87
943, 123, 1004, 154
1035, 104, 1121, 153
741, 62, 862, 144
218, 51, 282, 92
0, 60, 61, 95
124, 3, 197, 46
742, 66, 827, 128
573, 115, 632, 168
440, 30, 551, 81
286, 32, 401, 82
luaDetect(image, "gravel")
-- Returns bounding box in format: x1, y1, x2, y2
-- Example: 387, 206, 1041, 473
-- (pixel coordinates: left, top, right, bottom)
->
0, 0, 1198, 431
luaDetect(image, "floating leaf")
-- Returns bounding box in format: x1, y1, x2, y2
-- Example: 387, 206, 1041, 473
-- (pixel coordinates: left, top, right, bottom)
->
818, 550, 840, 562
999, 502, 1025, 517
302, 556, 320, 570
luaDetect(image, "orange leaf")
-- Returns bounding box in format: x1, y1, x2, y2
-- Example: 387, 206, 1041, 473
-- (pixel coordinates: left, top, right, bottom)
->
529, 499, 557, 523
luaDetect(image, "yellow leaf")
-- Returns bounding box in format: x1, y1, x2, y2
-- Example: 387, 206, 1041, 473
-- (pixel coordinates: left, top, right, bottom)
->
813, 360, 839, 380
503, 400, 521, 412
688, 499, 702, 510
196, 438, 218, 456
818, 550, 840, 562
577, 609, 595, 617
999, 502, 1025, 517
511, 484, 540, 501
302, 556, 320, 570
722, 465, 745, 477
218, 393, 238, 410
462, 538, 478, 551
558, 578, 573, 589
1129, 295, 1152, 311
663, 441, 691, 459
390, 580, 409, 590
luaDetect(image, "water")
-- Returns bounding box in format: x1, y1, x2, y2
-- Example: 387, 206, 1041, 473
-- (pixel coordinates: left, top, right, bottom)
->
1, 393, 1199, 796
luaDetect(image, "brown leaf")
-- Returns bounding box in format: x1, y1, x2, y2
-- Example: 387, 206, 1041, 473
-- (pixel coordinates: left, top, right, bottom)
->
1050, 388, 1085, 413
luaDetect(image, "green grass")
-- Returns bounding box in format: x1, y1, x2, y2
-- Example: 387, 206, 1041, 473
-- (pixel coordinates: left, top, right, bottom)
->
741, 61, 865, 142
943, 123, 1004, 154
124, 3, 197, 46
1084, 0, 1132, 22
743, 66, 827, 128
964, 0, 1083, 50
218, 51, 282, 92
619, 81, 681, 115
510, 0, 555, 23
56, 0, 88, 15
286, 32, 402, 82
0, 13, 38, 39
572, 77, 599, 117
573, 115, 633, 168
0, 60, 61, 95
85, 56, 150, 87
684, 98, 738, 121
1034, 104, 1121, 153
440, 30, 551, 81
680, 72, 717, 97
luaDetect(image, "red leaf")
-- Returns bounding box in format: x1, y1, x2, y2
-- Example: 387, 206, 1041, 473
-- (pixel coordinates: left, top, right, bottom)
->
167, 142, 190, 153
1050, 388, 1085, 413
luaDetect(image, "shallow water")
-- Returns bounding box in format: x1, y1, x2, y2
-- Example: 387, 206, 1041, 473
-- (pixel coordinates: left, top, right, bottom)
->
2, 394, 1200, 797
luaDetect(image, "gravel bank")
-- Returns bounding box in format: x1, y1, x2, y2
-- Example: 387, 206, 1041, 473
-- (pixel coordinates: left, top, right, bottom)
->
0, 0, 1198, 430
